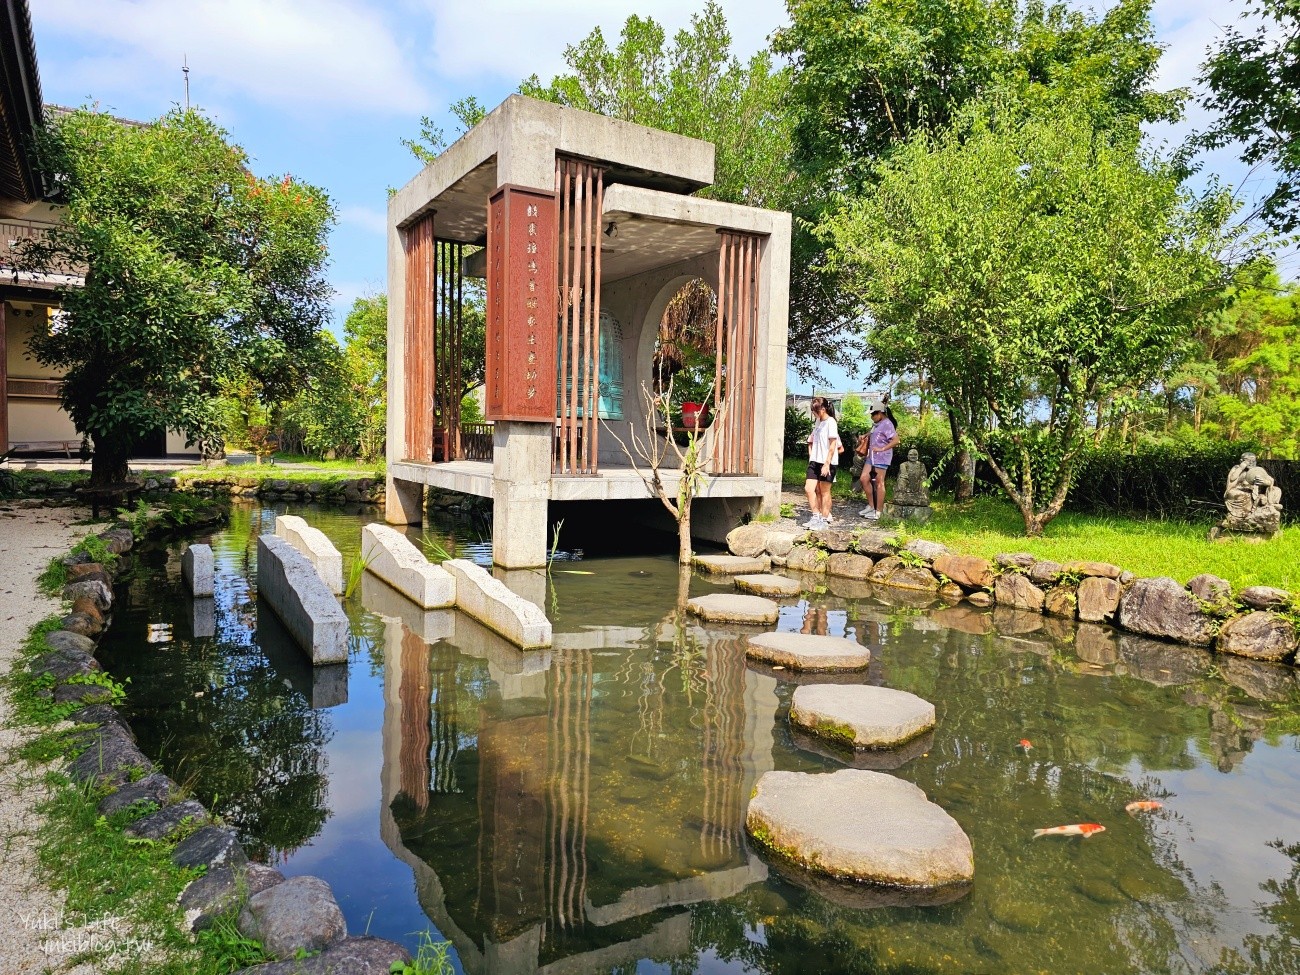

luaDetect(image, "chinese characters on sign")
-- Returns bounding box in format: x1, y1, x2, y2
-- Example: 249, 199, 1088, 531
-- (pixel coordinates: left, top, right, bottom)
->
485, 187, 557, 421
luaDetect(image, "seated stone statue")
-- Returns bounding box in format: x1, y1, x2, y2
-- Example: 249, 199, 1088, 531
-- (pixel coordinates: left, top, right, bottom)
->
1217, 452, 1283, 538
883, 448, 932, 522
892, 448, 930, 506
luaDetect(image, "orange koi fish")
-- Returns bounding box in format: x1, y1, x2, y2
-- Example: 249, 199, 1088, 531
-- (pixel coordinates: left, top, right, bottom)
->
1125, 800, 1163, 815
1017, 739, 1033, 752
1033, 823, 1106, 839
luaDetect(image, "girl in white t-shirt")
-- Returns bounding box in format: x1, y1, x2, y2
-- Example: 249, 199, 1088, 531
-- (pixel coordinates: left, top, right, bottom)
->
803, 396, 840, 529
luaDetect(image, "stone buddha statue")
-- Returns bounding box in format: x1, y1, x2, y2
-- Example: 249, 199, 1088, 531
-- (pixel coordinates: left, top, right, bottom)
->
1213, 452, 1283, 539
883, 448, 932, 523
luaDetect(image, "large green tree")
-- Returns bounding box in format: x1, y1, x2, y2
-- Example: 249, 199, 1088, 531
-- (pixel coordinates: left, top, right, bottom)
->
518, 2, 792, 210
1200, 0, 1300, 233
823, 100, 1229, 534
20, 107, 334, 487
774, 0, 1184, 461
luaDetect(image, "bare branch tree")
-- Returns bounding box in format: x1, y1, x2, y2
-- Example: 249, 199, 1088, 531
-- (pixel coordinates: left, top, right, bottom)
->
602, 376, 727, 564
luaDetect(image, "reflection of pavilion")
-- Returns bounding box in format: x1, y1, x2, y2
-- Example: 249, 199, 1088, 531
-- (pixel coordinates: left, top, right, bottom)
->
373, 593, 778, 975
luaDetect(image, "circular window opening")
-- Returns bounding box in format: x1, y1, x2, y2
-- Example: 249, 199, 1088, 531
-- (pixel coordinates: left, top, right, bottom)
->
652, 280, 718, 422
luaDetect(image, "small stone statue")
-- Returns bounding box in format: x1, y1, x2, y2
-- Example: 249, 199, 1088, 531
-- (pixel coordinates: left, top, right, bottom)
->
1212, 452, 1283, 540
884, 448, 932, 523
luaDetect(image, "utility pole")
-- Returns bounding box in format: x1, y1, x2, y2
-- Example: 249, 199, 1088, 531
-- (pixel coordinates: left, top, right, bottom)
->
182, 54, 190, 110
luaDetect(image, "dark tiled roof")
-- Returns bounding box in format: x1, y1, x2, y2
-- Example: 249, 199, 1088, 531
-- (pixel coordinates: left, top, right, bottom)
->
0, 0, 43, 202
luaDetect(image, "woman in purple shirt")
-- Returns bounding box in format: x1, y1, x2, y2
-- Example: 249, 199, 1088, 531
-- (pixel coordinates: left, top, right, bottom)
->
860, 400, 899, 520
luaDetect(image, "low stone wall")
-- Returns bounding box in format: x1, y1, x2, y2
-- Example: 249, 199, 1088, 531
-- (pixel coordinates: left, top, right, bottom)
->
274, 515, 343, 595
725, 523, 1299, 665
3, 473, 385, 508
22, 525, 412, 972
255, 535, 349, 665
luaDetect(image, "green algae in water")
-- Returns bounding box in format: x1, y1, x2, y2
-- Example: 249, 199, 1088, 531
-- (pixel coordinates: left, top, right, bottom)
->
92, 501, 1300, 974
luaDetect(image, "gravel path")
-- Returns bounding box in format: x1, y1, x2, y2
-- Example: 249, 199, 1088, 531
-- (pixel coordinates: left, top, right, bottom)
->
0, 506, 102, 974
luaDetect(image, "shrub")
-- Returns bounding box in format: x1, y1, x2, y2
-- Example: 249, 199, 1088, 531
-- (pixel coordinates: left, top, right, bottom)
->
783, 405, 812, 456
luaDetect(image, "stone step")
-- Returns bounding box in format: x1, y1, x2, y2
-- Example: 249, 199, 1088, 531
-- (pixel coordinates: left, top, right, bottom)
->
734, 574, 802, 597
686, 593, 780, 625
790, 684, 935, 750
745, 769, 973, 904
692, 554, 771, 575
745, 631, 870, 672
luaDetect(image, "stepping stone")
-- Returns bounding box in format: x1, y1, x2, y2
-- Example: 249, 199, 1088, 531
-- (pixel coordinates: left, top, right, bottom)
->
791, 726, 934, 771
745, 632, 870, 672
746, 769, 973, 895
734, 574, 801, 597
686, 593, 779, 625
790, 685, 935, 749
692, 554, 771, 575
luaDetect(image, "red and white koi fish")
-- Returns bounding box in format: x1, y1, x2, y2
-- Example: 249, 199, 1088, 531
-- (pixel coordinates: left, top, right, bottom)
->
1125, 800, 1163, 815
1033, 823, 1106, 839
1017, 739, 1033, 752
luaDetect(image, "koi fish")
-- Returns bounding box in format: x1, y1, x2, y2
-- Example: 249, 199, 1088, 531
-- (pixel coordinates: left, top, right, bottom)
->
1125, 800, 1163, 815
1018, 739, 1033, 752
1032, 823, 1105, 839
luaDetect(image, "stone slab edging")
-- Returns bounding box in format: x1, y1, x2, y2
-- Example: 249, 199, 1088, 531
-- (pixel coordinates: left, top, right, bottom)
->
7, 474, 387, 509
274, 515, 343, 595
726, 524, 1299, 664
23, 526, 411, 972
361, 524, 454, 609
182, 543, 214, 597
361, 523, 553, 650
256, 534, 349, 665
443, 558, 553, 650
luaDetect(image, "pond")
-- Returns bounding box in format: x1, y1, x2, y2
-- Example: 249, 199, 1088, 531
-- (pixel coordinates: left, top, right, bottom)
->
95, 502, 1300, 975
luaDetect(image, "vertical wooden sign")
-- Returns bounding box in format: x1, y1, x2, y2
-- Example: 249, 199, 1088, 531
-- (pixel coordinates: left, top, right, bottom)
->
485, 185, 558, 422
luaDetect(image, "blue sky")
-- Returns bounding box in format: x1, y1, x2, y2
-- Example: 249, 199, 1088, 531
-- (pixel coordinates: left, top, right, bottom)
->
28, 0, 1278, 395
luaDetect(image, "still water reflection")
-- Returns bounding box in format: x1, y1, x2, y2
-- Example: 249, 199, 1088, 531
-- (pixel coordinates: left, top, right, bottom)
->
96, 503, 1300, 975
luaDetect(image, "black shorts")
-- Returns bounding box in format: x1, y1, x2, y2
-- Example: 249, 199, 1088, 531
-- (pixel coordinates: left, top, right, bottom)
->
806, 462, 837, 484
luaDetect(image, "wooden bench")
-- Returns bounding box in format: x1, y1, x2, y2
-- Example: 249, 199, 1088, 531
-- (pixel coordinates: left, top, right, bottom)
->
8, 440, 82, 458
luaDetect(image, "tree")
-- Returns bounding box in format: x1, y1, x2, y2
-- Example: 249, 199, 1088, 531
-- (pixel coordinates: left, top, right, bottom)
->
1199, 264, 1300, 458
519, 3, 792, 209
773, 0, 1183, 471
1200, 0, 1300, 233
823, 100, 1229, 535
20, 107, 334, 487
605, 378, 726, 564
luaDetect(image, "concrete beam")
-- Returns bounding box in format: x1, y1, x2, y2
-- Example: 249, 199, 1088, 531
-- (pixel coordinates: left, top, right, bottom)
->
256, 535, 349, 665
442, 559, 551, 649
182, 543, 214, 597
274, 515, 343, 595
362, 524, 455, 609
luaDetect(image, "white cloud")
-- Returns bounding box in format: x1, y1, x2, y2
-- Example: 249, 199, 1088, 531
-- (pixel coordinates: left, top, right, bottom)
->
339, 205, 388, 235
33, 0, 430, 116
418, 0, 788, 84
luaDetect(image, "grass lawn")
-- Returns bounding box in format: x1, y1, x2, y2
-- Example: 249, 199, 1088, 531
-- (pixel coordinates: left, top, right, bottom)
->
268, 452, 386, 473
781, 458, 1298, 592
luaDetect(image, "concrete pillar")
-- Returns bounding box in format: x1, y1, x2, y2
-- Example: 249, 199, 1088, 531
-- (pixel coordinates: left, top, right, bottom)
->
491, 421, 551, 568
385, 476, 423, 526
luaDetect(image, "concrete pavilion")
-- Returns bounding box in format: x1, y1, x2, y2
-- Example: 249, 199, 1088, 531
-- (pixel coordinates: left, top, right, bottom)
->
385, 96, 791, 568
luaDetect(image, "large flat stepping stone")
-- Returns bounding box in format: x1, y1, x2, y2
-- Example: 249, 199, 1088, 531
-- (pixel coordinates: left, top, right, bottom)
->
746, 769, 973, 899
693, 554, 771, 575
734, 574, 802, 597
745, 632, 870, 672
687, 593, 779, 625
790, 685, 935, 749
